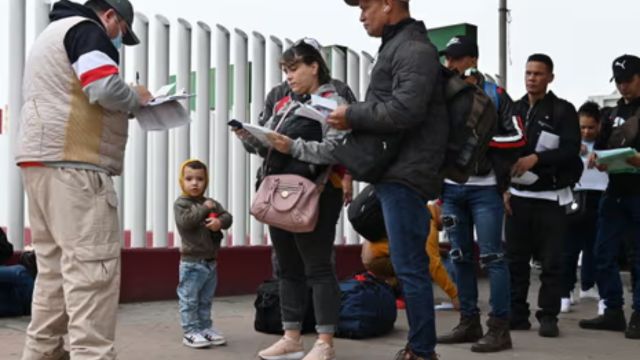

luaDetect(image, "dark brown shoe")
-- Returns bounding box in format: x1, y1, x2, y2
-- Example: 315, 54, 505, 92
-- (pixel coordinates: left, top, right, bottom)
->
394, 346, 439, 360
437, 314, 483, 344
471, 317, 513, 353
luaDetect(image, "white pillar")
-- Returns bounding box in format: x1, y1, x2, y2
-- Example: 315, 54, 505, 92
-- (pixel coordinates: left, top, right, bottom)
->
7, 0, 26, 249
116, 45, 127, 245
130, 12, 149, 248
213, 25, 230, 212
358, 51, 374, 198
152, 15, 170, 248
231, 29, 248, 246
195, 22, 211, 165
266, 36, 283, 93
281, 38, 293, 82
330, 46, 346, 245
345, 49, 361, 245
175, 18, 192, 170
173, 18, 192, 248
34, 0, 51, 37
360, 51, 374, 100
250, 31, 266, 245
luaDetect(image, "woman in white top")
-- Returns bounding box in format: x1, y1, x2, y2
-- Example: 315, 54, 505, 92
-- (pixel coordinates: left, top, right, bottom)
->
561, 101, 608, 313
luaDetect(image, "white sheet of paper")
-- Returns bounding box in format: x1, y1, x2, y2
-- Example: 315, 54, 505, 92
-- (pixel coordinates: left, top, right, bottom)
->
148, 93, 195, 107
310, 94, 337, 111
154, 83, 176, 97
577, 167, 608, 191
134, 101, 191, 131
243, 123, 277, 148
295, 104, 330, 124
535, 131, 560, 152
511, 171, 539, 185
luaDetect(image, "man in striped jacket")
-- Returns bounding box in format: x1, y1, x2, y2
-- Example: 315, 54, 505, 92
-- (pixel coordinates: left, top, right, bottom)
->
14, 1, 151, 359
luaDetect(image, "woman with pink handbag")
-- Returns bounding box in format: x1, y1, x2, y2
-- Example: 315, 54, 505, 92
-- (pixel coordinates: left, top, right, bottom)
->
233, 38, 351, 360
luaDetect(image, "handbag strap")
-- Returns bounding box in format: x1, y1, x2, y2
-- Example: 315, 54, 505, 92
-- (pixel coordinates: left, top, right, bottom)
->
262, 103, 297, 179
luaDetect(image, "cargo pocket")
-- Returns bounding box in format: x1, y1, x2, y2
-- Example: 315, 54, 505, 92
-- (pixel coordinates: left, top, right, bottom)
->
93, 173, 120, 233
73, 241, 121, 287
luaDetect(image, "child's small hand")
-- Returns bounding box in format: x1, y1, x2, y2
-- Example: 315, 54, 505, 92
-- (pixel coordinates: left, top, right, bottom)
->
205, 218, 222, 232
204, 199, 215, 209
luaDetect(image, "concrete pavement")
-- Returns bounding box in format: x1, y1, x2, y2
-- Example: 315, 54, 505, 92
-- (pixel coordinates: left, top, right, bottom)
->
1, 275, 637, 359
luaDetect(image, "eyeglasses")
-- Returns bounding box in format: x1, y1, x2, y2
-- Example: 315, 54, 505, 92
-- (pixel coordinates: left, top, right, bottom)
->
293, 38, 322, 53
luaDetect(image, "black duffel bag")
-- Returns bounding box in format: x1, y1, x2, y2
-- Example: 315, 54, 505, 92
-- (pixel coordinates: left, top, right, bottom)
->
254, 280, 316, 334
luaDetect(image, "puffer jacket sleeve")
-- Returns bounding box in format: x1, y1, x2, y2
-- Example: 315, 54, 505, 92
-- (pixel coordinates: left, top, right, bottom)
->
289, 93, 349, 165
345, 41, 440, 134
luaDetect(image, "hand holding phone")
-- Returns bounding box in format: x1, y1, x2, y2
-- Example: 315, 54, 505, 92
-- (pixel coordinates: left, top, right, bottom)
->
227, 119, 244, 129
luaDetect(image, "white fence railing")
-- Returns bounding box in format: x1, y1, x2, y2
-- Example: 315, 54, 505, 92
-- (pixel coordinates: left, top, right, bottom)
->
5, 0, 373, 250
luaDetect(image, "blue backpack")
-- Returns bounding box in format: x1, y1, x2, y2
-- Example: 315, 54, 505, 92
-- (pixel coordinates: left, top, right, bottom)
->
336, 272, 397, 339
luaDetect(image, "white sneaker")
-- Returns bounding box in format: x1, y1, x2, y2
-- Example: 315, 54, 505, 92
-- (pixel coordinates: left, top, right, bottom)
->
579, 287, 599, 300
183, 332, 211, 348
202, 327, 227, 346
597, 299, 606, 315
560, 297, 572, 313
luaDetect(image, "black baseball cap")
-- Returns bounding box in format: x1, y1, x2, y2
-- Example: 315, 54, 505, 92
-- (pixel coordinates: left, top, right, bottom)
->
102, 0, 139, 45
439, 35, 479, 59
611, 54, 640, 83
344, 0, 410, 5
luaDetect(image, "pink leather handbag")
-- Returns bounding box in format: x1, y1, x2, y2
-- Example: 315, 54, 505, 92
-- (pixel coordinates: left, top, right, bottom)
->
250, 172, 328, 233
249, 103, 331, 233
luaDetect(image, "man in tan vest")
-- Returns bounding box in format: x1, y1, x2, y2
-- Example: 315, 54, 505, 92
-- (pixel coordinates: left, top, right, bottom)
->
15, 1, 151, 359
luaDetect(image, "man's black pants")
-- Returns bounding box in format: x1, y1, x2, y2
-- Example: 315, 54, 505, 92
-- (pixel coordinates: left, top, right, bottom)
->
506, 195, 567, 323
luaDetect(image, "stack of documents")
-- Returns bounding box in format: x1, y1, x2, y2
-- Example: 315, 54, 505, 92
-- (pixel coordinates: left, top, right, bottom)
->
241, 123, 277, 148
595, 147, 640, 174
134, 83, 195, 131
293, 95, 337, 124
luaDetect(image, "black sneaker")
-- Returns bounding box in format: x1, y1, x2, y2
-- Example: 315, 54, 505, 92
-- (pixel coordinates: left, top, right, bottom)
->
626, 311, 640, 339
538, 317, 559, 338
579, 308, 627, 332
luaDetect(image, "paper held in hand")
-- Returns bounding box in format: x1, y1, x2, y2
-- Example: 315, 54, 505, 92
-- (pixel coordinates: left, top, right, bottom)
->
133, 83, 195, 131
595, 147, 640, 174
293, 95, 338, 124
242, 123, 278, 148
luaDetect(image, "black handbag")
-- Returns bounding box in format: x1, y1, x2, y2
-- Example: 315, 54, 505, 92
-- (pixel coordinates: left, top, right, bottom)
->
332, 132, 403, 183
347, 185, 387, 242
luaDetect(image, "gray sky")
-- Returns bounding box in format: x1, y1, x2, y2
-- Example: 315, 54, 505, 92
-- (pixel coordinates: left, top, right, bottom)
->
0, 0, 638, 225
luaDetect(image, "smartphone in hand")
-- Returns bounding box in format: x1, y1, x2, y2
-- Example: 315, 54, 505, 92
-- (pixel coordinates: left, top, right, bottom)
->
228, 119, 244, 129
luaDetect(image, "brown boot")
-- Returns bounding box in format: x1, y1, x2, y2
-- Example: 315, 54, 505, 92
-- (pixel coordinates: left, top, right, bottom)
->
437, 314, 483, 344
393, 345, 439, 359
471, 317, 513, 353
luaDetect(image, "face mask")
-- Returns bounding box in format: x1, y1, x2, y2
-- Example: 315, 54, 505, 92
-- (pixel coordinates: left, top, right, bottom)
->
111, 31, 123, 50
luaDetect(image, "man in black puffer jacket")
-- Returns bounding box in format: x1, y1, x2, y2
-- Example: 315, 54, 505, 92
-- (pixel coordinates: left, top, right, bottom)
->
331, 1, 447, 359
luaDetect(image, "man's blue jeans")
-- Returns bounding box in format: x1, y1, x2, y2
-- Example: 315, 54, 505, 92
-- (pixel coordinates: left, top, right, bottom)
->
177, 260, 218, 334
441, 184, 510, 319
375, 182, 435, 357
0, 264, 35, 317
594, 194, 640, 311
